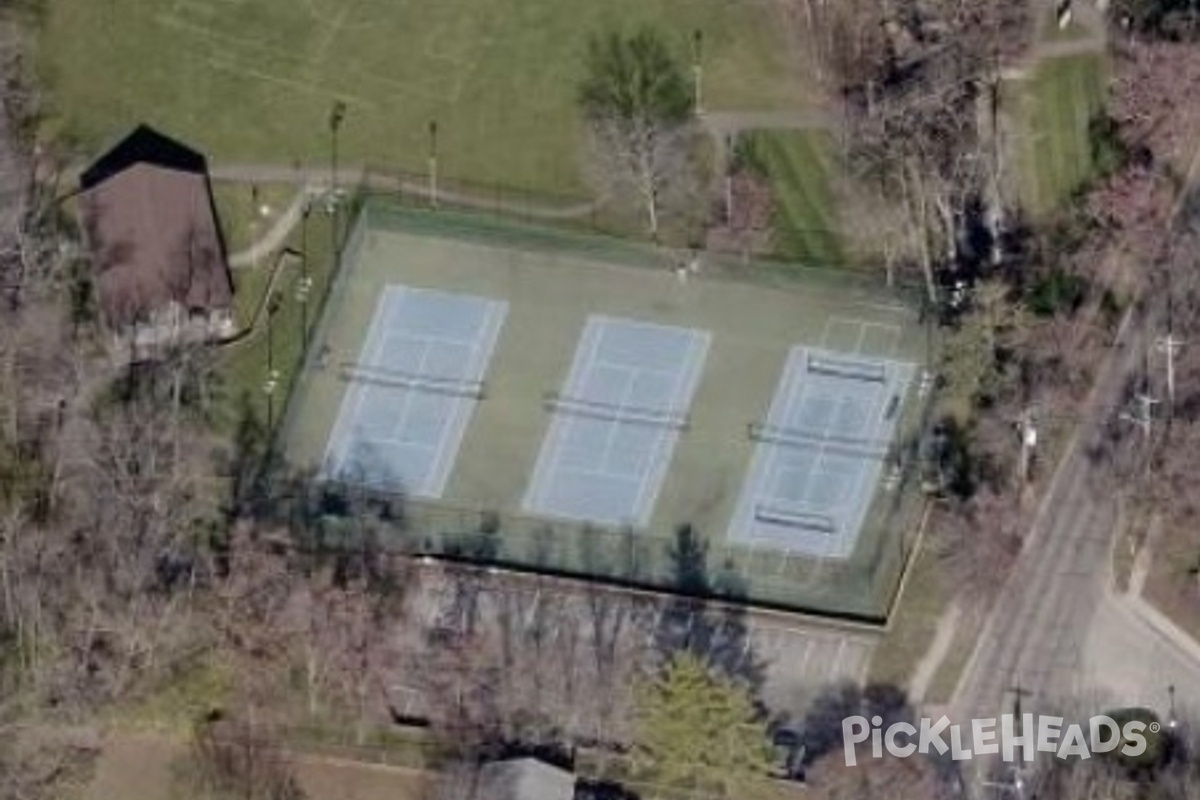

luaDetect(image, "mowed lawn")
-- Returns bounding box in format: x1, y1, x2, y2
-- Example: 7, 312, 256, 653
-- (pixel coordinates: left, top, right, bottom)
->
742, 130, 845, 266
1017, 53, 1108, 216
39, 0, 811, 195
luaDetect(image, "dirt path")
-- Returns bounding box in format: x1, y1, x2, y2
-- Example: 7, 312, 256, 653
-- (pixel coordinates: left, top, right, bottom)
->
209, 163, 599, 221
227, 184, 320, 268
908, 602, 963, 704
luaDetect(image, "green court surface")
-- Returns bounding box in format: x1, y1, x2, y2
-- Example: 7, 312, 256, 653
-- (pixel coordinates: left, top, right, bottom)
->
40, 0, 810, 195
283, 202, 933, 619
741, 130, 846, 266
1015, 53, 1108, 216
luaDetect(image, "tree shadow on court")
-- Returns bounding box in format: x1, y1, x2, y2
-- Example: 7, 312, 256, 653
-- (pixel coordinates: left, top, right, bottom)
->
651, 523, 765, 693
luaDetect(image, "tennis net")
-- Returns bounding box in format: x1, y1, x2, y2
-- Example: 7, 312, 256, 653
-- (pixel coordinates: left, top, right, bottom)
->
339, 362, 486, 399
806, 354, 887, 383
748, 422, 889, 459
545, 393, 689, 430
753, 503, 838, 534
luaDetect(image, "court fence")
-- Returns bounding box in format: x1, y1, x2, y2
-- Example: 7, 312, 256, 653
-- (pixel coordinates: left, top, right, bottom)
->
269, 458, 929, 623
337, 195, 932, 307
273, 196, 941, 623
344, 166, 892, 276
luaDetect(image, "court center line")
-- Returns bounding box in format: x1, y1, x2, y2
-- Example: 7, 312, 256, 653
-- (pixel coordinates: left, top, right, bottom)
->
532, 320, 604, 511
761, 348, 812, 512
628, 332, 698, 525
422, 301, 500, 494
390, 336, 433, 489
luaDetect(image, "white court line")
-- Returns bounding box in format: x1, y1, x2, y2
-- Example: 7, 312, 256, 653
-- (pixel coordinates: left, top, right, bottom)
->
820, 316, 867, 351
321, 286, 401, 479
804, 357, 892, 551
389, 338, 434, 489
523, 321, 597, 513
859, 322, 904, 358
528, 321, 606, 513
853, 323, 870, 353
524, 318, 708, 527
736, 343, 901, 557
421, 298, 507, 498
326, 287, 506, 497
628, 330, 710, 524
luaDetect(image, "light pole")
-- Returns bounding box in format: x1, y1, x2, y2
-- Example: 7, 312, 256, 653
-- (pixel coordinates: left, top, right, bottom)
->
329, 100, 347, 252
428, 119, 439, 208
264, 291, 283, 430
297, 199, 313, 349
1169, 684, 1178, 730
329, 100, 346, 196
691, 29, 704, 116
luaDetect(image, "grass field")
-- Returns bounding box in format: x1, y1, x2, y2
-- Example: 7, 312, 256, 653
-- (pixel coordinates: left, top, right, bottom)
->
211, 181, 299, 255
214, 200, 340, 433
1144, 520, 1200, 645
741, 130, 846, 266
282, 201, 930, 618
1014, 54, 1108, 217
39, 0, 810, 195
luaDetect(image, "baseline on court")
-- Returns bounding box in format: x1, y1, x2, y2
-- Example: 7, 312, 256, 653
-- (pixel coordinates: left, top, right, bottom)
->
522, 316, 710, 528
322, 285, 506, 497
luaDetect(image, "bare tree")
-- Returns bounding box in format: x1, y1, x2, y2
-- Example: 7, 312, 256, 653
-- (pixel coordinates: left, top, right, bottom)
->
578, 28, 702, 239
183, 715, 305, 800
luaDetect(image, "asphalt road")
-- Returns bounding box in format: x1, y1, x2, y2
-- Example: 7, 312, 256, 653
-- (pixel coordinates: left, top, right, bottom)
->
952, 318, 1148, 722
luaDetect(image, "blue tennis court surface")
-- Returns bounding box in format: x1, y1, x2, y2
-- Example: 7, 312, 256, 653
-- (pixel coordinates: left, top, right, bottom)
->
523, 316, 710, 527
323, 285, 507, 497
729, 347, 915, 557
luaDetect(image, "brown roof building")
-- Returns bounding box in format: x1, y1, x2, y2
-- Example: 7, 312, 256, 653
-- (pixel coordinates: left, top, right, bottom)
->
78, 125, 233, 343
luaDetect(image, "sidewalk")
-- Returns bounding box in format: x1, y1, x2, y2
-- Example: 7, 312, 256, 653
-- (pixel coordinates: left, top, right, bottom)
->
227, 184, 320, 269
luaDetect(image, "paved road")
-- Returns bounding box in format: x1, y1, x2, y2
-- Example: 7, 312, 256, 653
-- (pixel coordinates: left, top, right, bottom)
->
1083, 592, 1200, 720
952, 316, 1147, 722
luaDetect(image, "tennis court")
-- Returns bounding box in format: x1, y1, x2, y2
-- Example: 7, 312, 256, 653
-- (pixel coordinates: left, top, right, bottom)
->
284, 204, 935, 618
322, 285, 507, 497
729, 346, 915, 557
522, 316, 710, 527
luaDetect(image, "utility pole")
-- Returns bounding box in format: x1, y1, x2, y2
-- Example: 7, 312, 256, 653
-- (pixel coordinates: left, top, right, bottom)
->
1169, 684, 1178, 731
691, 29, 704, 116
1016, 407, 1038, 486
1121, 392, 1159, 442
980, 681, 1033, 798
